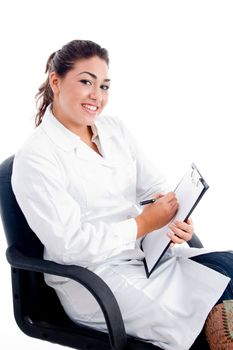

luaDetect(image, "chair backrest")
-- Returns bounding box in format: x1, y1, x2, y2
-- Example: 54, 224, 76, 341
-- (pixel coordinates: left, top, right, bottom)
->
0, 156, 43, 257
0, 156, 77, 328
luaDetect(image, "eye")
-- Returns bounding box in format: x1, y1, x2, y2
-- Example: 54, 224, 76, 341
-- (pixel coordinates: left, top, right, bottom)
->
80, 79, 92, 86
101, 84, 110, 91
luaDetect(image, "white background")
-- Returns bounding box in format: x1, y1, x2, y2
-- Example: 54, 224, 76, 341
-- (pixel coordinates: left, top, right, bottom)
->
0, 0, 233, 348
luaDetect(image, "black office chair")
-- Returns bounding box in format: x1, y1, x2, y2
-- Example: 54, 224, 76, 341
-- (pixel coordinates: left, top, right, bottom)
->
0, 156, 209, 350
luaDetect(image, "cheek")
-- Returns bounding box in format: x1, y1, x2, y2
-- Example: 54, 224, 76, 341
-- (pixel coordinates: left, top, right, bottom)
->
66, 92, 83, 110
102, 94, 109, 107
65, 84, 83, 99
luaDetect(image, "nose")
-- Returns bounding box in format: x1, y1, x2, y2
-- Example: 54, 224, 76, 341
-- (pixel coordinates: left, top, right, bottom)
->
89, 87, 102, 103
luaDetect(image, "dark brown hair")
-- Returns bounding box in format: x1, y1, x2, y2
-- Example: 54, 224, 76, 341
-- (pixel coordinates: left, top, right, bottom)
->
35, 40, 109, 126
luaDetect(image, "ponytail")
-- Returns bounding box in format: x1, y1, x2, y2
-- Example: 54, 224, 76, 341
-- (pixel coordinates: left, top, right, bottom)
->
35, 52, 56, 126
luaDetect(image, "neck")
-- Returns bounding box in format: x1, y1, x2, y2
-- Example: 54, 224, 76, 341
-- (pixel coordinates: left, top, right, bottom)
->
51, 105, 92, 140
81, 126, 93, 144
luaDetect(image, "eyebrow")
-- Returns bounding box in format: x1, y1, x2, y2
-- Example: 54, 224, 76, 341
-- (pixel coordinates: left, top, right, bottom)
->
78, 71, 111, 82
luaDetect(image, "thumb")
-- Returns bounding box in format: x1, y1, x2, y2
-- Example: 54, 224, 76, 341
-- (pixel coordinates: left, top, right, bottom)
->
154, 193, 164, 199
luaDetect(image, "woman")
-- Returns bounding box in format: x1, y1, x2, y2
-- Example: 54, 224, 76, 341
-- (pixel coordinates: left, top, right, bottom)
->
12, 39, 233, 350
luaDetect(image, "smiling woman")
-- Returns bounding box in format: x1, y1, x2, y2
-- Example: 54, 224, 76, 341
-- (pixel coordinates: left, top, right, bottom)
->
35, 40, 111, 155
50, 58, 110, 136
10, 39, 233, 350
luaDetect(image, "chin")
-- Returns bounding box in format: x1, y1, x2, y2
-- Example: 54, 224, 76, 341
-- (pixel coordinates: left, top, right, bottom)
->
86, 114, 100, 125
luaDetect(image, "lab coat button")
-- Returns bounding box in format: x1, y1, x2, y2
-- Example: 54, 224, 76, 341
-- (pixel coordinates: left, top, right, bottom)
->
127, 215, 131, 219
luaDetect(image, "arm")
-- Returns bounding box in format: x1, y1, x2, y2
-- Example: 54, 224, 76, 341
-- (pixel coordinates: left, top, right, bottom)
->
12, 151, 137, 266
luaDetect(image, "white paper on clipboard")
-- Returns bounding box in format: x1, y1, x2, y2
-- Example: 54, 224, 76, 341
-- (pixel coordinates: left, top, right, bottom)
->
141, 163, 209, 277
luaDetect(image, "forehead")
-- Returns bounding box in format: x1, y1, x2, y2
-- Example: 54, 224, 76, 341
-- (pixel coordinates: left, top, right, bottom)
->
71, 56, 109, 78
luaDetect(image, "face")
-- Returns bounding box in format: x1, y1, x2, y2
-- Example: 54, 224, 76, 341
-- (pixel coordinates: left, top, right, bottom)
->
50, 56, 110, 135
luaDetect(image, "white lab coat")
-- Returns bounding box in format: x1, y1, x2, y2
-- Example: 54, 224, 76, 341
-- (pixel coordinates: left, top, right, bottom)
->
12, 107, 230, 350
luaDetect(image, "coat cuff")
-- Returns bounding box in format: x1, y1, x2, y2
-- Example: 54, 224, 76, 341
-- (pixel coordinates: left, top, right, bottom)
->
115, 218, 138, 244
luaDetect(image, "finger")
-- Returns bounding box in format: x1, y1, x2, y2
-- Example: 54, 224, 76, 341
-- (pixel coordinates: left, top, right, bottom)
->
167, 231, 185, 244
165, 192, 176, 201
168, 198, 179, 209
169, 202, 179, 213
168, 224, 192, 241
154, 193, 164, 199
186, 217, 193, 226
173, 220, 193, 234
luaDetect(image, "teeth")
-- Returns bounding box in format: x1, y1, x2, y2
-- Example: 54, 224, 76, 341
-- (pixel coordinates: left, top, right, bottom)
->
82, 104, 98, 111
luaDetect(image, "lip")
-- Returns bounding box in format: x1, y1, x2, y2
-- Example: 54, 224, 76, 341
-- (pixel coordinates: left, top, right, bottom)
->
81, 103, 99, 114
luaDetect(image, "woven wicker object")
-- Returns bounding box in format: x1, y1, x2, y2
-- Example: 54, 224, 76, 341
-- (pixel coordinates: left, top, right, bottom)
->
205, 300, 233, 349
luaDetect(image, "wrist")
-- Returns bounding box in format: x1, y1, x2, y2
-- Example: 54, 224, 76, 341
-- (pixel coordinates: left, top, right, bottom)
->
135, 215, 147, 238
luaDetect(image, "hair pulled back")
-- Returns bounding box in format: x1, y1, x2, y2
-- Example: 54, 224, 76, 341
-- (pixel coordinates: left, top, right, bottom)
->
35, 40, 109, 126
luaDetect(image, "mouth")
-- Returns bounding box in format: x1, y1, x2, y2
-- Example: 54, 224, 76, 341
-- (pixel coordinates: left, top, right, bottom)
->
81, 103, 99, 113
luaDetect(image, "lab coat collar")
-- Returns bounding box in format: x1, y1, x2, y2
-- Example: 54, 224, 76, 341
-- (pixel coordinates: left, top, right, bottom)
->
41, 106, 113, 152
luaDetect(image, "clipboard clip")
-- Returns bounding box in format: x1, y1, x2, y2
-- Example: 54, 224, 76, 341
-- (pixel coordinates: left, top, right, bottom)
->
191, 166, 201, 187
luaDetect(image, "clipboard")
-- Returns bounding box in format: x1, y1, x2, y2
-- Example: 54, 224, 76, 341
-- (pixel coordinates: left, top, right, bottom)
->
141, 163, 209, 278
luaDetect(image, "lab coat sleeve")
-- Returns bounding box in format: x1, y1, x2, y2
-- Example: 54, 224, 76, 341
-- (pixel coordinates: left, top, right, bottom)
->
118, 119, 170, 202
12, 151, 137, 266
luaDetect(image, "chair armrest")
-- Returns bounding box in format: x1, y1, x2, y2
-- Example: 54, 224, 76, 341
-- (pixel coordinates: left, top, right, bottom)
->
187, 233, 204, 248
6, 245, 127, 350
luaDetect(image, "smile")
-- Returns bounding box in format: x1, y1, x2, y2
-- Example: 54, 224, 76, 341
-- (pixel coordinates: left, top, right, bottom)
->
82, 104, 98, 112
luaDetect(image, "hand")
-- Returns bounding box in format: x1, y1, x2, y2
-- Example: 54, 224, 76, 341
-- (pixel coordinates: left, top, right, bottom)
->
135, 192, 178, 238
167, 218, 194, 245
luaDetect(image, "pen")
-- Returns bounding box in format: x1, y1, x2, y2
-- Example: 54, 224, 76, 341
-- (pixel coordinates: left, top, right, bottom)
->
140, 198, 157, 205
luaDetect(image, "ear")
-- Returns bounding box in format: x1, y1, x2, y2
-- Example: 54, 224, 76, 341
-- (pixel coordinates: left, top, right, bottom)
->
49, 72, 60, 95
